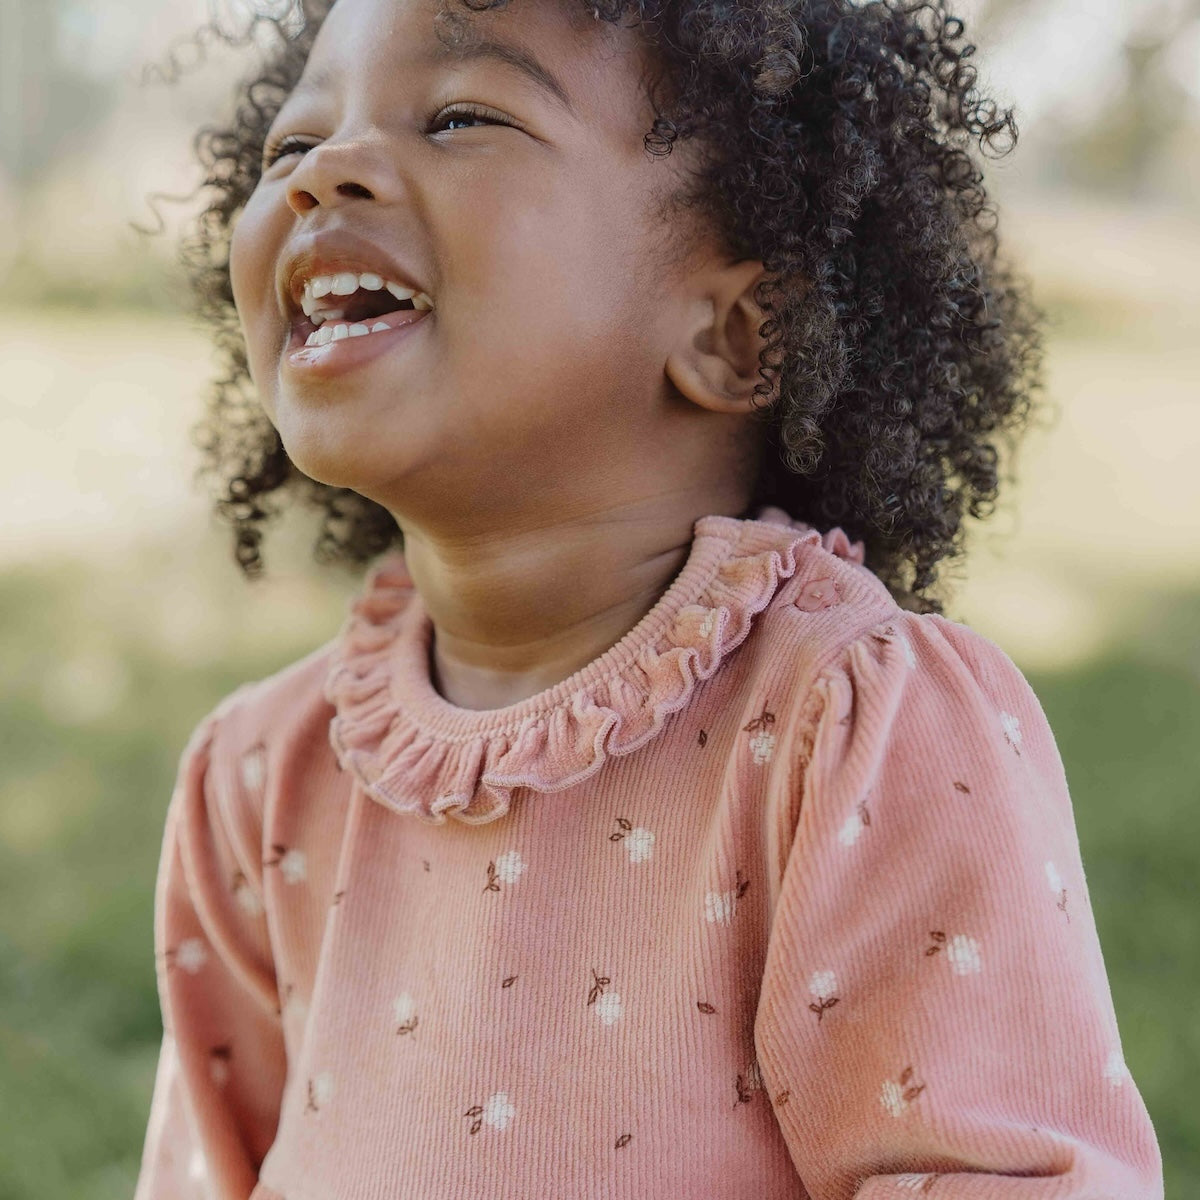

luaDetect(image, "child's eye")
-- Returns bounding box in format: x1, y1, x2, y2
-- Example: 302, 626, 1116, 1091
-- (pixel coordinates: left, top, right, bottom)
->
260, 104, 517, 170
428, 104, 517, 134
262, 135, 314, 168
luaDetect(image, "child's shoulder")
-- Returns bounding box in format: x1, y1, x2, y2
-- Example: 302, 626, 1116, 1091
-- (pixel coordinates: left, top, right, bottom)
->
184, 636, 342, 780
759, 522, 1032, 708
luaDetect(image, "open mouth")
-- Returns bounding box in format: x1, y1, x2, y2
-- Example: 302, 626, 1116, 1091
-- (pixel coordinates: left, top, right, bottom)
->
289, 304, 430, 350
289, 272, 434, 349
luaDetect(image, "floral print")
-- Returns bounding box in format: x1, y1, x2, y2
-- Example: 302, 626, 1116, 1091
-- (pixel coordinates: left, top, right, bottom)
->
264, 844, 307, 884
464, 1092, 516, 1134
807, 969, 840, 1021
880, 1066, 927, 1117
609, 817, 655, 862
924, 931, 983, 975
1000, 709, 1023, 755
704, 870, 750, 924
744, 706, 777, 765
483, 850, 527, 892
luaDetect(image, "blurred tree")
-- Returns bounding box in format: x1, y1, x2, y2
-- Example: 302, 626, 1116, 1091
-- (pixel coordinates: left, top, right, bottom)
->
1053, 0, 1200, 198
0, 0, 120, 251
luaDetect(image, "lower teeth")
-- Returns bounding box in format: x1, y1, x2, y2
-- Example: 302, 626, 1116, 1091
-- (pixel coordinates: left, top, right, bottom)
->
305, 320, 395, 348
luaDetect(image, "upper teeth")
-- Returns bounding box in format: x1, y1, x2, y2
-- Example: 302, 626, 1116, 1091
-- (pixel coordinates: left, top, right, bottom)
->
300, 271, 434, 322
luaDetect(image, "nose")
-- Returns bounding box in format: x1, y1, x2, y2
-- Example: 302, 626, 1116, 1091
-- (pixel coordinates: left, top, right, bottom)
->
285, 141, 379, 215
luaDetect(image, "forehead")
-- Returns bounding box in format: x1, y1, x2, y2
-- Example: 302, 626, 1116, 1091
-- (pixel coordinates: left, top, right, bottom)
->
305, 0, 653, 117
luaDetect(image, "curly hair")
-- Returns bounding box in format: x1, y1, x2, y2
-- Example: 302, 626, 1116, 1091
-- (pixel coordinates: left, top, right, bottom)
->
165, 0, 1048, 615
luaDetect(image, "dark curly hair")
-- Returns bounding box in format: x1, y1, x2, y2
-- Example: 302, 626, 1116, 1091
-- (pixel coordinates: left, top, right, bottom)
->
161, 0, 1048, 615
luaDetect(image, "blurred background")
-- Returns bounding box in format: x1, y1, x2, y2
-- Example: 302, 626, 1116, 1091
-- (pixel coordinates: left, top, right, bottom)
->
1, 0, 1197, 1194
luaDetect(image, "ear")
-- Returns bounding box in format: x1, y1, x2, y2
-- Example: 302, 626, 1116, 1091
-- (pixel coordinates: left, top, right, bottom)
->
663, 258, 778, 415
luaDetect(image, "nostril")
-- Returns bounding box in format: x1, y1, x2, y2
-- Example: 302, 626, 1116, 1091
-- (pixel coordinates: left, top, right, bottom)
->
336, 182, 374, 200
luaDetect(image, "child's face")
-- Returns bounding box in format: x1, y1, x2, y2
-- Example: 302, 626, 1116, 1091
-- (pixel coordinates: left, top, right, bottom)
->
231, 0, 733, 527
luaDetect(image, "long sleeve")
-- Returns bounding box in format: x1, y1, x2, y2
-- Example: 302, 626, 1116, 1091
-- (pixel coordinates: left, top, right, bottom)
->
134, 704, 288, 1200
754, 612, 1164, 1199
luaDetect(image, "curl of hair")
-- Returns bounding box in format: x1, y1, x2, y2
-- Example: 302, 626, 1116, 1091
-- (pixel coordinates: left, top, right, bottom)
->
166, 0, 1047, 612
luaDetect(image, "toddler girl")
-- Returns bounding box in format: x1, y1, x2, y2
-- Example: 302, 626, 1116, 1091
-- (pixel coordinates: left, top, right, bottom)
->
134, 0, 1163, 1196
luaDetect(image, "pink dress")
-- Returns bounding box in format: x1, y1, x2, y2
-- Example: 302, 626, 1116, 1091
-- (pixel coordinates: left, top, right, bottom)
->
133, 505, 1163, 1199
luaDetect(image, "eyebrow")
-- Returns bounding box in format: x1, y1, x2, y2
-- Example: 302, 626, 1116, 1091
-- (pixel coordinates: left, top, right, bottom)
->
287, 38, 576, 117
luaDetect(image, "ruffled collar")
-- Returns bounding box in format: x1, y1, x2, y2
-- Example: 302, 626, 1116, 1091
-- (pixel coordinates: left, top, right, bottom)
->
322, 505, 865, 825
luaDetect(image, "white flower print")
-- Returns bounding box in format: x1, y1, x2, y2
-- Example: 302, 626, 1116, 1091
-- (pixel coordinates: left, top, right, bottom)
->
807, 969, 840, 1020
705, 890, 735, 924
838, 811, 864, 846
880, 1079, 907, 1118
239, 746, 266, 794
494, 850, 527, 884
895, 1173, 934, 1191
1045, 860, 1063, 893
880, 1066, 926, 1117
744, 706, 776, 764
394, 993, 416, 1026
234, 880, 264, 916
699, 610, 715, 639
808, 969, 838, 998
749, 730, 775, 765
945, 934, 982, 975
175, 937, 207, 974
1104, 1048, 1131, 1086
1000, 710, 1023, 751
313, 1071, 335, 1105
898, 635, 917, 670
594, 991, 623, 1025
483, 1092, 516, 1131
187, 1147, 207, 1182
625, 827, 655, 863
279, 849, 307, 884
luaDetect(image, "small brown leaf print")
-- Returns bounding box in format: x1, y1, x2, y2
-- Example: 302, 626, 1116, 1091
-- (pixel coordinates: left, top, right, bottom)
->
696, 1001, 717, 1015
422, 859, 431, 872
501, 975, 518, 988
483, 860, 501, 893
898, 1065, 926, 1103
332, 889, 346, 906
733, 1073, 755, 1107
775, 1090, 791, 1107
698, 729, 707, 747
953, 780, 970, 794
808, 997, 839, 1021
464, 1104, 484, 1136
1057, 890, 1071, 923
858, 800, 871, 827
304, 1078, 320, 1114
925, 930, 946, 956
609, 816, 633, 842
838, 713, 851, 725
881, 1066, 927, 1117
743, 706, 776, 733
396, 1014, 418, 1036
263, 843, 287, 868
587, 968, 611, 1006
615, 1132, 633, 1149
735, 869, 750, 899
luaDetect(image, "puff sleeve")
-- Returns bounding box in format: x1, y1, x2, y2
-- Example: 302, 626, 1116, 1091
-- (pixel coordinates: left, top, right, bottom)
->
754, 613, 1164, 1198
134, 704, 287, 1200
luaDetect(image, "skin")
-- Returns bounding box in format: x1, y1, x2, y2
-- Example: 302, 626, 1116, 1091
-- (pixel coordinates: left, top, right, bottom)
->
230, 0, 776, 711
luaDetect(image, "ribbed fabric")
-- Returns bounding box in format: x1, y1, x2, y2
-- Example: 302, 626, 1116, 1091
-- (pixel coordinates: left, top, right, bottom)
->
133, 505, 1163, 1200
